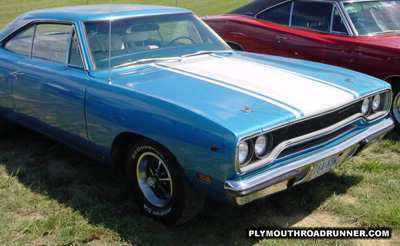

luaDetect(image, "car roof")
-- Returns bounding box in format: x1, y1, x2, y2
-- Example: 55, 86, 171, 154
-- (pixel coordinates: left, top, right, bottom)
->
0, 5, 190, 41
22, 4, 190, 22
228, 0, 391, 16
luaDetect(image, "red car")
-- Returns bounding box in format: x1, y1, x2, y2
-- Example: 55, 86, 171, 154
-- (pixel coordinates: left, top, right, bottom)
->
203, 0, 400, 131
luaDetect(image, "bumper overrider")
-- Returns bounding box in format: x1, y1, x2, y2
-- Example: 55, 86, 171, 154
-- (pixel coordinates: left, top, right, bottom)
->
224, 117, 394, 206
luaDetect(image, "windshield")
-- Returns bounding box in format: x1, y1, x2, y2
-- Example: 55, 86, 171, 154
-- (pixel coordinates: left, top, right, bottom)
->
344, 1, 400, 35
84, 13, 229, 69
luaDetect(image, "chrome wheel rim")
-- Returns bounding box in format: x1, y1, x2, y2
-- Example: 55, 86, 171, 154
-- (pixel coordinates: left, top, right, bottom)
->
393, 92, 400, 125
136, 152, 173, 207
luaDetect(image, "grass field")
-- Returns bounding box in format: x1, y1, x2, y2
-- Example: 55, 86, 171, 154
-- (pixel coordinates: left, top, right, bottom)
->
0, 1, 400, 245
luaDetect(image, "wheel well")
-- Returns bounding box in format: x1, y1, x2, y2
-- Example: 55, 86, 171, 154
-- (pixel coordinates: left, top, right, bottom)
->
384, 76, 400, 98
111, 132, 180, 169
385, 76, 400, 90
226, 41, 244, 51
111, 132, 143, 168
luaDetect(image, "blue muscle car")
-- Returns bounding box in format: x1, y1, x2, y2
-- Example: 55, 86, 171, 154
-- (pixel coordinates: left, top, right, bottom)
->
0, 5, 394, 224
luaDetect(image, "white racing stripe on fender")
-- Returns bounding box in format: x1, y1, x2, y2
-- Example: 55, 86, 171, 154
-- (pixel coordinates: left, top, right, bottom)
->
152, 64, 302, 118
158, 56, 356, 117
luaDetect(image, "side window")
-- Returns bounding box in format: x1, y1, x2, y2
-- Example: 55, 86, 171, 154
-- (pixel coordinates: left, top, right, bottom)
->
69, 31, 84, 68
4, 25, 35, 56
331, 7, 348, 34
291, 1, 333, 32
257, 2, 292, 26
32, 24, 73, 63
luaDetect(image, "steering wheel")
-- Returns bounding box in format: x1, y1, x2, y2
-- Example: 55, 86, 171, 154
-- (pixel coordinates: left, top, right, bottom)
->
167, 36, 195, 46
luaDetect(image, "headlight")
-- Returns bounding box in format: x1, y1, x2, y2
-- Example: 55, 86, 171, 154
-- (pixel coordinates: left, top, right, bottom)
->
238, 141, 249, 166
372, 94, 381, 111
361, 97, 370, 115
254, 135, 268, 157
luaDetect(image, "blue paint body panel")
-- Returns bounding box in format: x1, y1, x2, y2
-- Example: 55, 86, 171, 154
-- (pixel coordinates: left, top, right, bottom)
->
0, 5, 393, 204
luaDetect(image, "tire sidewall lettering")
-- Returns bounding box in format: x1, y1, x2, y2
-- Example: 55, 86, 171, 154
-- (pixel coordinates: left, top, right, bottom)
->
131, 145, 165, 161
131, 144, 172, 218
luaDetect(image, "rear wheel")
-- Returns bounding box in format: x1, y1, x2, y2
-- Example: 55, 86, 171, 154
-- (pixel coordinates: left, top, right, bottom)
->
391, 83, 400, 132
125, 139, 205, 225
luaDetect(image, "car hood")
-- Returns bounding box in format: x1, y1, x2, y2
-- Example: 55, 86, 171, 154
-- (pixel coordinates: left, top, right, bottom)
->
91, 52, 389, 136
357, 33, 400, 49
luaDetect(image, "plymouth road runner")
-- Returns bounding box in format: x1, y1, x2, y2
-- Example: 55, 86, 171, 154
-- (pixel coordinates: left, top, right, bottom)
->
0, 5, 394, 224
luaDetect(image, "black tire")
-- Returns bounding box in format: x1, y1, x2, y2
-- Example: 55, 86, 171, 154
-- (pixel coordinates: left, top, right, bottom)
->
391, 83, 400, 133
125, 139, 205, 225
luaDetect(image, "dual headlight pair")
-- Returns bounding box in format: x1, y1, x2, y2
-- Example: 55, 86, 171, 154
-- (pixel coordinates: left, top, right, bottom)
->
237, 134, 271, 168
361, 92, 389, 117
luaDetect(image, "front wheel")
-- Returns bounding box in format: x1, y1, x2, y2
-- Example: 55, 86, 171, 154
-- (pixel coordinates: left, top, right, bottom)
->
125, 139, 205, 225
391, 84, 400, 132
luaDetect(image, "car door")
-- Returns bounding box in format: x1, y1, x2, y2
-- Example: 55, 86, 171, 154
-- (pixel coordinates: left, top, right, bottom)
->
2, 23, 89, 144
0, 26, 36, 116
258, 1, 357, 70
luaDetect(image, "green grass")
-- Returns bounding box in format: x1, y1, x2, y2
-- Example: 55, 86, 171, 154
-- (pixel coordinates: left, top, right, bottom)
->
0, 0, 251, 29
1, 1, 400, 245
1, 129, 399, 245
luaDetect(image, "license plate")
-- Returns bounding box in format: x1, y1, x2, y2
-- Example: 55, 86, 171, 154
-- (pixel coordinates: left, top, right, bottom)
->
309, 155, 339, 180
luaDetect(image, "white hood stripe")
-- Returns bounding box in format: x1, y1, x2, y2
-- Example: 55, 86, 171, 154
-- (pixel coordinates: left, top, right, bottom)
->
227, 55, 359, 98
152, 63, 303, 118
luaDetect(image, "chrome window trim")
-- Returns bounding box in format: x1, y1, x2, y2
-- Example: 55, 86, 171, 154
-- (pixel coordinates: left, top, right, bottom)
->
67, 27, 86, 70
255, 0, 293, 20
330, 4, 335, 33
235, 89, 391, 173
289, 1, 294, 26
3, 19, 89, 70
334, 2, 355, 36
330, 4, 352, 35
255, 0, 354, 36
340, 1, 360, 36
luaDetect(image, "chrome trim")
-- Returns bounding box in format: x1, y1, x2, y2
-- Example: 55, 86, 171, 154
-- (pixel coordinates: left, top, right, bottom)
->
255, 0, 293, 19
225, 117, 394, 206
335, 2, 355, 36
340, 1, 360, 36
393, 91, 400, 124
289, 1, 294, 27
239, 113, 361, 173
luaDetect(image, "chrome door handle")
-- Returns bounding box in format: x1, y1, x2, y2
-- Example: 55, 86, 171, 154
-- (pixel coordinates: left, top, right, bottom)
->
10, 71, 24, 77
276, 36, 288, 40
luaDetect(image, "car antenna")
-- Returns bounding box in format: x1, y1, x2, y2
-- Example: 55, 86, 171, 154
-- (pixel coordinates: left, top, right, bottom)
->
108, 3, 112, 85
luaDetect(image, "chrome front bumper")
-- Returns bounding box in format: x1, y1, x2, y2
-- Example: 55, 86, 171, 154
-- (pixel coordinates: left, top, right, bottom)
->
224, 117, 394, 206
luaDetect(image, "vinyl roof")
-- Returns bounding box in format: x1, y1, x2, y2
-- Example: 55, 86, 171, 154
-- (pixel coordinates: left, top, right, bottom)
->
228, 0, 392, 16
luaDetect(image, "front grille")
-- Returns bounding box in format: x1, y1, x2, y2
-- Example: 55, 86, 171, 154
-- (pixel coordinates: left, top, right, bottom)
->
278, 122, 357, 159
271, 101, 362, 148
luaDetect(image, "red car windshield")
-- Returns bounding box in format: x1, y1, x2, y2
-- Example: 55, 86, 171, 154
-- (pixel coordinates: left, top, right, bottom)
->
344, 1, 400, 35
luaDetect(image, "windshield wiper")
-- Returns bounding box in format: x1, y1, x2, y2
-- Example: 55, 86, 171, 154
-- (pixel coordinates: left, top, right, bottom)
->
114, 57, 182, 68
181, 50, 233, 58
